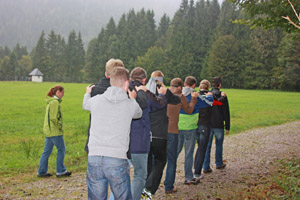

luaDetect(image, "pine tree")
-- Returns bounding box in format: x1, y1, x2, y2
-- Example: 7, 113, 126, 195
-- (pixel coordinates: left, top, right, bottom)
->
274, 33, 300, 91
206, 34, 240, 88
31, 31, 47, 71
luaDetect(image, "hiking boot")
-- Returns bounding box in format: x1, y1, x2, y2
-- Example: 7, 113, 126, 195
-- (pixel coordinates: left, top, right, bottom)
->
203, 168, 213, 173
216, 163, 226, 169
56, 171, 72, 178
184, 178, 200, 185
141, 188, 152, 200
37, 173, 52, 178
165, 187, 177, 194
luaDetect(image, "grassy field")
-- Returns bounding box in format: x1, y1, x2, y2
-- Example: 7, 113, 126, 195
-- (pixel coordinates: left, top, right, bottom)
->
0, 81, 300, 180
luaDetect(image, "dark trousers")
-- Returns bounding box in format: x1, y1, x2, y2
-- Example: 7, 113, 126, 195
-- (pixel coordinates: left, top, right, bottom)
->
145, 138, 167, 194
194, 125, 211, 176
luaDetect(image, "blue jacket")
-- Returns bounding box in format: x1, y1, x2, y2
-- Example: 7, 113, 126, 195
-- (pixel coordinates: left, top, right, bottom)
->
179, 89, 213, 130
129, 83, 167, 154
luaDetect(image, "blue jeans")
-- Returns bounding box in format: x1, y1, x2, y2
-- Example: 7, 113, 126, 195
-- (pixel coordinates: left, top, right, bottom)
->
177, 129, 196, 181
38, 135, 67, 175
131, 153, 148, 200
194, 125, 210, 176
203, 128, 224, 170
164, 133, 178, 191
87, 156, 131, 200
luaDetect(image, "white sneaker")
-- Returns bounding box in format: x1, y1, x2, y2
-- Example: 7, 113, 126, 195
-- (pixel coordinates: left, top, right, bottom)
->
141, 188, 152, 200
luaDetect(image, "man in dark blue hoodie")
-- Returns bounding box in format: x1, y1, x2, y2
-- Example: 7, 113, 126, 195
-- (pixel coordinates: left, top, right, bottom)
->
128, 67, 167, 200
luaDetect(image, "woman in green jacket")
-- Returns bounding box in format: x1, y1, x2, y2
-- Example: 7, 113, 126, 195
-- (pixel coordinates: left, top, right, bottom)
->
37, 85, 71, 178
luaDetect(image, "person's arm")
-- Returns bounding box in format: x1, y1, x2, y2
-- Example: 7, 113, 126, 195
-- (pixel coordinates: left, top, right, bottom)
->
181, 92, 198, 114
223, 97, 230, 133
147, 91, 167, 112
165, 89, 181, 105
82, 85, 94, 111
132, 99, 143, 119
49, 101, 62, 129
135, 86, 148, 110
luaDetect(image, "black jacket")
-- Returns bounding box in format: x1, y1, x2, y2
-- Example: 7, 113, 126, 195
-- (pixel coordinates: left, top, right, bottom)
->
149, 89, 181, 140
210, 87, 230, 130
197, 90, 212, 127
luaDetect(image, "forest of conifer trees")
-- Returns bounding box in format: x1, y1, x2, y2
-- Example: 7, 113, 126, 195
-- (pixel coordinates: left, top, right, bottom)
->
0, 0, 299, 91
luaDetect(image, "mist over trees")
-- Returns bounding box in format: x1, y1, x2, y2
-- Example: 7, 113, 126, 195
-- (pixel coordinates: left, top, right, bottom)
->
0, 0, 299, 91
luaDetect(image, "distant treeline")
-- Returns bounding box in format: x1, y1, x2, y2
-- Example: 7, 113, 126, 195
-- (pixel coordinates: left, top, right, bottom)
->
0, 0, 299, 91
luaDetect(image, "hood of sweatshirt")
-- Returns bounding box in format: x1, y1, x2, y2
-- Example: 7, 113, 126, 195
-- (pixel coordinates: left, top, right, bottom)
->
182, 87, 194, 96
103, 86, 129, 103
46, 96, 62, 104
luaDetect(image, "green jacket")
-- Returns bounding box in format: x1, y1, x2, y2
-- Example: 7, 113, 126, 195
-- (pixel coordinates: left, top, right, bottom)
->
43, 96, 63, 137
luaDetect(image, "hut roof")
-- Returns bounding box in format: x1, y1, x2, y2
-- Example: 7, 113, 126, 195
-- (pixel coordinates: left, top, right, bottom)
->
29, 68, 43, 76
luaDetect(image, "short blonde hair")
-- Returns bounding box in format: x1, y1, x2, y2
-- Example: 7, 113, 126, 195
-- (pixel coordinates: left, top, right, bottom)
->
106, 58, 125, 77
199, 79, 210, 91
110, 67, 129, 87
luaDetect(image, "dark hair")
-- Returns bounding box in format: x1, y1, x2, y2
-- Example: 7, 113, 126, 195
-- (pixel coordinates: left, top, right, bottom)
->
170, 78, 183, 88
130, 67, 147, 82
47, 85, 64, 97
184, 76, 197, 86
212, 77, 222, 87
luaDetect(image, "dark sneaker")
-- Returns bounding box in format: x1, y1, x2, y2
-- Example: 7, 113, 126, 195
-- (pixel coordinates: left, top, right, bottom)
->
165, 187, 177, 194
184, 178, 200, 185
216, 163, 226, 169
37, 173, 52, 177
56, 171, 72, 178
203, 168, 213, 173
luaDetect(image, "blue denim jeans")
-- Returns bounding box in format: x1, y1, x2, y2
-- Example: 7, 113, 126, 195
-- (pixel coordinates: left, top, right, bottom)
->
38, 135, 66, 175
194, 125, 210, 176
177, 129, 196, 181
203, 128, 225, 170
164, 133, 178, 191
130, 153, 148, 200
87, 156, 131, 200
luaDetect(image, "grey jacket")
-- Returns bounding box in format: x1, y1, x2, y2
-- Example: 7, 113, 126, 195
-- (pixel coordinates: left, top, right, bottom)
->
83, 86, 142, 159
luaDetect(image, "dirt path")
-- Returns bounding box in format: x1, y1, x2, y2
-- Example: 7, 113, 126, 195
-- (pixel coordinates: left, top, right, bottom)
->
1, 121, 300, 200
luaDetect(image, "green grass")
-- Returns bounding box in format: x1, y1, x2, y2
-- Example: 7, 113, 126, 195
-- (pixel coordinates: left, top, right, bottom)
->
239, 157, 300, 199
0, 82, 300, 179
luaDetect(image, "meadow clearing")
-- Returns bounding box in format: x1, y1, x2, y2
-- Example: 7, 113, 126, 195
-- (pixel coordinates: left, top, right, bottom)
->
0, 81, 300, 180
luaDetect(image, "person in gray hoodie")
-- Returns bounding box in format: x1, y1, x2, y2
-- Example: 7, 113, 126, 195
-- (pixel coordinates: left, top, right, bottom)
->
83, 67, 142, 200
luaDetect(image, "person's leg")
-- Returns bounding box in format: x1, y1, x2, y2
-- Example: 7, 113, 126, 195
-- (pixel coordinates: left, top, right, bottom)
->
183, 129, 196, 181
51, 135, 67, 174
130, 153, 148, 200
145, 138, 167, 195
38, 137, 54, 175
177, 131, 184, 157
194, 125, 210, 177
104, 157, 132, 200
203, 129, 214, 171
87, 156, 109, 200
147, 142, 154, 178
214, 128, 225, 167
164, 133, 178, 192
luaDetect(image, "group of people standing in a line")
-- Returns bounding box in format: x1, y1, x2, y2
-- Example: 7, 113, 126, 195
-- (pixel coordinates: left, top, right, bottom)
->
37, 58, 230, 200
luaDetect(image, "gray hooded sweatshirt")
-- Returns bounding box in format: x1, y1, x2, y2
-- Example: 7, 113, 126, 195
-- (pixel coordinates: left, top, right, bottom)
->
83, 86, 142, 159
